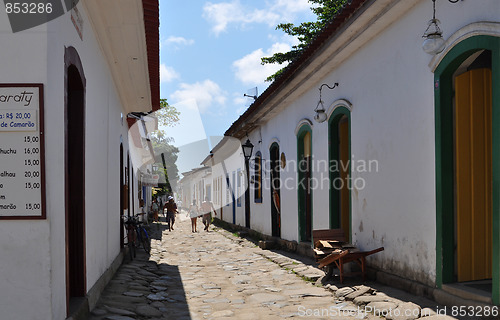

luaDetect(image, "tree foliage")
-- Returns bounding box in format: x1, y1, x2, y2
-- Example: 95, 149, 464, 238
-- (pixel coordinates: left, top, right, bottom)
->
261, 0, 348, 82
157, 98, 180, 127
151, 133, 179, 191
151, 98, 180, 193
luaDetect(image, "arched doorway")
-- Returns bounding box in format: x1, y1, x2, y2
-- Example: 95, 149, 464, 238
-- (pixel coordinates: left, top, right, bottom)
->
269, 143, 281, 237
329, 106, 351, 240
454, 51, 492, 283
120, 142, 124, 249
232, 171, 236, 224
297, 123, 312, 242
64, 47, 86, 311
435, 35, 500, 303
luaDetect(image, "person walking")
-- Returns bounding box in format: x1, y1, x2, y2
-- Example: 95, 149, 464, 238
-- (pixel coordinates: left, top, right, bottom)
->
189, 200, 199, 233
200, 197, 216, 231
158, 198, 164, 219
164, 196, 178, 231
151, 199, 159, 222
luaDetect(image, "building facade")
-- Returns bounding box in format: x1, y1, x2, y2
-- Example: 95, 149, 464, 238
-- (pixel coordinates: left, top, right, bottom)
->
0, 1, 160, 319
207, 0, 500, 305
178, 166, 213, 211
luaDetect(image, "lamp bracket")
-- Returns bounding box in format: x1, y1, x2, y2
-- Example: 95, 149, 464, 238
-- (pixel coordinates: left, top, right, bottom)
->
315, 82, 339, 110
318, 83, 339, 102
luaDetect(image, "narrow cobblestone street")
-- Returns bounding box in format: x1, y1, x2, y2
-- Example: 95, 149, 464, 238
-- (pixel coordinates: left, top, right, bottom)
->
88, 212, 458, 320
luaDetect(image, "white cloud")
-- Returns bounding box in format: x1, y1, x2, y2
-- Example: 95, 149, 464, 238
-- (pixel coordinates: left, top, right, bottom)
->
271, 0, 312, 19
170, 80, 227, 113
232, 42, 292, 85
203, 0, 312, 36
164, 99, 208, 147
166, 36, 195, 46
233, 93, 247, 106
160, 64, 180, 83
232, 92, 251, 115
236, 105, 247, 115
202, 1, 279, 35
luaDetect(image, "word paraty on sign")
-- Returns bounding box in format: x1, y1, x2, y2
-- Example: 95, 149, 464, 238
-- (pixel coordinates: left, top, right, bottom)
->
0, 91, 33, 106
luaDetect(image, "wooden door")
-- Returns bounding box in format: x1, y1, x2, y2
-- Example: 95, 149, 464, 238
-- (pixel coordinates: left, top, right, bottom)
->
339, 117, 350, 239
304, 132, 312, 241
65, 61, 86, 311
270, 144, 281, 237
455, 68, 492, 282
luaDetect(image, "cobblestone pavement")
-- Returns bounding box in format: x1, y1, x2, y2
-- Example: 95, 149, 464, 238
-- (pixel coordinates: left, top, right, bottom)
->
88, 212, 459, 320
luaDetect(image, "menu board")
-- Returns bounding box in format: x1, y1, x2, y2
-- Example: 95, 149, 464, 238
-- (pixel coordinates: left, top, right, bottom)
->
0, 84, 45, 219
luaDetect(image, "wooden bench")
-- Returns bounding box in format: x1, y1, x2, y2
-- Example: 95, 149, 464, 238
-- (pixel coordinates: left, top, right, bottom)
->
313, 229, 347, 242
313, 229, 384, 283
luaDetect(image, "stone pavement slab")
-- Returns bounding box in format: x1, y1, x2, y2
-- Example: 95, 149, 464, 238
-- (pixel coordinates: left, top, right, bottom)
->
88, 212, 464, 320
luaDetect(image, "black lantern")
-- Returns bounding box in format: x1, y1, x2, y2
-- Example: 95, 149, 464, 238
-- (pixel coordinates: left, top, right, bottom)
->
314, 83, 338, 123
242, 139, 254, 161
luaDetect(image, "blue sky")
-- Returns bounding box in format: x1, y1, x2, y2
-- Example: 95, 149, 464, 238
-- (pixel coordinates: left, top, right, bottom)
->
159, 0, 316, 142
157, 0, 317, 174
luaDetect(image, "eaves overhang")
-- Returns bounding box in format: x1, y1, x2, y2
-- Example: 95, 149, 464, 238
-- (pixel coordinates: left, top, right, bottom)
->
82, 0, 160, 114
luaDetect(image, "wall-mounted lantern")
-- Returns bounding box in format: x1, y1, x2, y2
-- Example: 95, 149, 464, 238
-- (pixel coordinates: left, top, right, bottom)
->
314, 83, 339, 123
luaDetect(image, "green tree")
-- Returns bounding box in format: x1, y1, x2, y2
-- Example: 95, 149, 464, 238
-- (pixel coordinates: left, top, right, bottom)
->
157, 98, 180, 127
261, 0, 348, 82
151, 134, 179, 194
151, 99, 180, 193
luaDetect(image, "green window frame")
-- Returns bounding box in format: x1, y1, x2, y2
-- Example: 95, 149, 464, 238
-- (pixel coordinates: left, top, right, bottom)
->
434, 35, 500, 304
328, 106, 351, 241
297, 123, 313, 242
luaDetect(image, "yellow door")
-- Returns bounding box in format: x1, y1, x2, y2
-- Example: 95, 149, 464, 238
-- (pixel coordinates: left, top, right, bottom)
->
455, 68, 492, 282
339, 116, 350, 239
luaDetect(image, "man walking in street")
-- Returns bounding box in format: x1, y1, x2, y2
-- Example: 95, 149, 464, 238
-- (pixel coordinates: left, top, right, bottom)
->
164, 196, 178, 231
200, 197, 216, 231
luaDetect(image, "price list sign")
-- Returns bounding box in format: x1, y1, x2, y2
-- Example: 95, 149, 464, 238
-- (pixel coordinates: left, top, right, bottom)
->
0, 84, 45, 219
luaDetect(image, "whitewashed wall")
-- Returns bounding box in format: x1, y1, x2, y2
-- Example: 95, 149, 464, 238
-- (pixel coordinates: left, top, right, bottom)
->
240, 0, 500, 287
182, 168, 213, 208
221, 145, 246, 225
0, 4, 139, 319
0, 10, 53, 319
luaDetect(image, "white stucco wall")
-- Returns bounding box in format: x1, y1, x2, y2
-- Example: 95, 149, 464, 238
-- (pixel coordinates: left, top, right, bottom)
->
223, 147, 246, 225
0, 3, 139, 319
0, 13, 53, 320
181, 168, 214, 208
238, 0, 500, 287
48, 6, 130, 318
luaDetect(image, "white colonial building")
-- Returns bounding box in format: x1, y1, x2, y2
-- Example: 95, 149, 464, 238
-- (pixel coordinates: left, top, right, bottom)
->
199, 0, 500, 306
178, 166, 212, 210
0, 1, 160, 319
